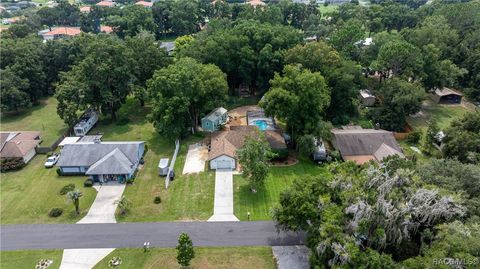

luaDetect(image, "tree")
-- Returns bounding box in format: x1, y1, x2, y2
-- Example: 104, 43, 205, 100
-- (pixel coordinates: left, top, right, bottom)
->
372, 40, 424, 80
0, 68, 31, 113
148, 57, 228, 138
171, 0, 201, 36
67, 189, 83, 215
125, 32, 171, 106
421, 120, 439, 155
368, 78, 424, 131
237, 135, 276, 192
115, 196, 131, 215
442, 111, 480, 164
152, 0, 174, 38
176, 233, 195, 268
107, 5, 156, 38
330, 19, 364, 60
56, 35, 133, 123
260, 64, 330, 140
420, 44, 466, 90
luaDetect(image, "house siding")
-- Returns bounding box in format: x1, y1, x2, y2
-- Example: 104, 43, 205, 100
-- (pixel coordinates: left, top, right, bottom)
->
210, 155, 235, 170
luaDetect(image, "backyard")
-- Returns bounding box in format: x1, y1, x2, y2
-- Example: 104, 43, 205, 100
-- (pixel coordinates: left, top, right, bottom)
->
1, 97, 68, 146
234, 157, 331, 221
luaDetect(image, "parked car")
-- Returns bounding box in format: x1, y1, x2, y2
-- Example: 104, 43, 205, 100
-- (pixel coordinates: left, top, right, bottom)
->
44, 154, 59, 168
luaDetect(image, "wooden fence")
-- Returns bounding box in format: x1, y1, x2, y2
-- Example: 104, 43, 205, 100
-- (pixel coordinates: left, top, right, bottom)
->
35, 132, 68, 154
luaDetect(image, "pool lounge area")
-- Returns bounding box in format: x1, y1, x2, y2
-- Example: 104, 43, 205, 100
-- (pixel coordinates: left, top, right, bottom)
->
247, 110, 276, 131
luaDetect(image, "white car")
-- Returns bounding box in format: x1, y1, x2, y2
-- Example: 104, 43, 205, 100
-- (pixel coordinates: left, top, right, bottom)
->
44, 154, 59, 168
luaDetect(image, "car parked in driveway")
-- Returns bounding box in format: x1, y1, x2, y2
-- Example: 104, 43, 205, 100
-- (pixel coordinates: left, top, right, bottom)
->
44, 154, 59, 168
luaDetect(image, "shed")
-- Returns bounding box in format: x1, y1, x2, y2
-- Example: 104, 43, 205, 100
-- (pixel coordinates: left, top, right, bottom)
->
201, 107, 228, 132
433, 88, 462, 104
158, 158, 169, 176
359, 90, 376, 107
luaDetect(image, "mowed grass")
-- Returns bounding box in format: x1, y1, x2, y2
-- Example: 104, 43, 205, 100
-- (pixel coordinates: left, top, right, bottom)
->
0, 156, 97, 224
319, 4, 339, 16
1, 97, 68, 146
407, 99, 473, 131
234, 158, 331, 221
90, 98, 214, 222
0, 250, 63, 269
93, 247, 275, 269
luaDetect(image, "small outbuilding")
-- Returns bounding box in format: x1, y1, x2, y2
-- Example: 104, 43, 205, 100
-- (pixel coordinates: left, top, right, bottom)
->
58, 137, 81, 148
158, 158, 169, 176
433, 88, 463, 104
201, 107, 228, 132
359, 89, 376, 107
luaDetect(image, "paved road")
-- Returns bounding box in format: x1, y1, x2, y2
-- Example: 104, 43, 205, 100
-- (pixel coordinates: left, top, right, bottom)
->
1, 221, 305, 251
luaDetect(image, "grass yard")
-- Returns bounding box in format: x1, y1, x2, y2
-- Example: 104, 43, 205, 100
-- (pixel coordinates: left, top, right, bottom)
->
0, 250, 62, 269
93, 247, 275, 269
1, 97, 68, 146
234, 158, 331, 221
407, 99, 473, 131
0, 156, 97, 224
319, 4, 339, 15
90, 98, 214, 222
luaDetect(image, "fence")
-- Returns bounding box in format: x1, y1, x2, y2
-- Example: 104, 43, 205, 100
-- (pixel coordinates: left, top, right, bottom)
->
393, 123, 413, 141
165, 139, 180, 189
35, 133, 66, 154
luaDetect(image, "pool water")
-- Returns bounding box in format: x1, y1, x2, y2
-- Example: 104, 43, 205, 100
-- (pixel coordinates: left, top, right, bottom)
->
254, 120, 268, 131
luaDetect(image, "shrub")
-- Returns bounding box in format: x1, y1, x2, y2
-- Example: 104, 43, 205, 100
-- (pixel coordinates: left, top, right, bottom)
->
56, 168, 62, 176
0, 157, 25, 172
154, 196, 162, 204
126, 178, 135, 184
59, 184, 75, 195
115, 116, 130, 126
143, 144, 148, 155
84, 179, 94, 187
272, 148, 289, 160
406, 130, 422, 144
49, 208, 63, 217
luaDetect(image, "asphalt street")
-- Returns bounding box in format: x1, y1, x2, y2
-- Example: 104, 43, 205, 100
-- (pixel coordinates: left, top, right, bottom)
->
1, 221, 305, 251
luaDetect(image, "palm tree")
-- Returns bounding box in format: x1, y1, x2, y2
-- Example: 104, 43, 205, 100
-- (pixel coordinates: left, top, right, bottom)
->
67, 189, 83, 215
115, 196, 131, 215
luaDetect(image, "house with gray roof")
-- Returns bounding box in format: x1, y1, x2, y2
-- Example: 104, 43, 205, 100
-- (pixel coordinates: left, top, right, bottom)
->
201, 107, 228, 132
56, 141, 144, 183
331, 126, 404, 165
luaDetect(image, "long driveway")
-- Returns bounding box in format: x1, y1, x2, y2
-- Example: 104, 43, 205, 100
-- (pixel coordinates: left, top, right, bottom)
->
208, 169, 239, 221
1, 221, 305, 251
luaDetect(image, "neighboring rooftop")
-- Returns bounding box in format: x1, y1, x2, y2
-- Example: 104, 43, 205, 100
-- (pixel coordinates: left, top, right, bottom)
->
203, 107, 228, 122
96, 0, 115, 7
434, 87, 462, 97
0, 131, 41, 158
42, 27, 81, 37
247, 0, 266, 7
135, 0, 153, 7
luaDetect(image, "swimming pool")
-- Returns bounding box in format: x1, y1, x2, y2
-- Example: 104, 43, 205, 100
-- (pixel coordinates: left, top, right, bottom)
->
254, 120, 269, 131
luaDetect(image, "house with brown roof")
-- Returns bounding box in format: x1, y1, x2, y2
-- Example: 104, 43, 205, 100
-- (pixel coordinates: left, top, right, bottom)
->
40, 27, 82, 41
0, 132, 42, 164
96, 0, 116, 7
331, 126, 404, 165
135, 0, 153, 7
246, 0, 266, 7
208, 126, 286, 170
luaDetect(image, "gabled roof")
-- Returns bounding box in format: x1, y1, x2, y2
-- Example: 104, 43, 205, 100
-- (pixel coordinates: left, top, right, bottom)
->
203, 107, 227, 122
42, 27, 81, 37
208, 126, 259, 160
57, 142, 143, 167
0, 131, 41, 158
331, 127, 403, 163
86, 148, 133, 175
434, 87, 462, 97
247, 0, 266, 6
135, 1, 153, 7
96, 1, 115, 7
80, 6, 91, 12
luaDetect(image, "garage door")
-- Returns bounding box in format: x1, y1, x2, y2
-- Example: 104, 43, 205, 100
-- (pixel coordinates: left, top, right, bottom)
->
216, 159, 233, 169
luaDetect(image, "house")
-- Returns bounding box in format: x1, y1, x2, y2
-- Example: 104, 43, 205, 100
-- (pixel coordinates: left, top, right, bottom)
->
433, 88, 462, 104
201, 107, 228, 132
80, 6, 91, 12
100, 25, 113, 34
74, 109, 99, 136
56, 141, 145, 183
0, 132, 41, 164
160, 41, 175, 55
135, 0, 153, 7
208, 126, 287, 170
96, 0, 116, 7
39, 27, 82, 41
331, 126, 404, 165
246, 0, 266, 7
359, 89, 376, 107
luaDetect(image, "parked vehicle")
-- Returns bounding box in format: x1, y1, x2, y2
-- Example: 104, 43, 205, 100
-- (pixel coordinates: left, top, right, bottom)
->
74, 109, 99, 136
44, 154, 59, 168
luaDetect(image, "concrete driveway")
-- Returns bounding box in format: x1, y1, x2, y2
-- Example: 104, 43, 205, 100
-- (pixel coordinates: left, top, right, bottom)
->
182, 143, 208, 175
59, 183, 125, 269
208, 169, 239, 222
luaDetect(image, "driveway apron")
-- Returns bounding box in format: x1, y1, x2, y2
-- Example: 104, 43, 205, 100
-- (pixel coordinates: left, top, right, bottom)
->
59, 183, 125, 269
208, 169, 239, 221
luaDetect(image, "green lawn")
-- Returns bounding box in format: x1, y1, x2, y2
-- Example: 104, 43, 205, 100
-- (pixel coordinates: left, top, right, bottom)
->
1, 97, 68, 146
0, 250, 62, 269
90, 98, 215, 222
93, 247, 275, 269
0, 155, 97, 224
234, 158, 331, 221
319, 4, 339, 16
407, 99, 473, 131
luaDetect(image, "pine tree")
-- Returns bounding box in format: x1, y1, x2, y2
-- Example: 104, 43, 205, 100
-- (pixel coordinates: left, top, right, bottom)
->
176, 233, 195, 268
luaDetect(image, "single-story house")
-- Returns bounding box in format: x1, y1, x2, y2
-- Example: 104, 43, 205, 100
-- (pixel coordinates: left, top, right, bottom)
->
433, 88, 462, 104
208, 126, 287, 170
96, 0, 116, 7
201, 107, 228, 132
359, 89, 376, 107
246, 0, 266, 7
331, 126, 404, 165
135, 0, 153, 7
40, 27, 82, 41
56, 141, 144, 183
0, 131, 41, 164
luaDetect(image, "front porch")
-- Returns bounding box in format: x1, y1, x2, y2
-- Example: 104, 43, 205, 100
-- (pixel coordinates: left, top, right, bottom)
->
90, 174, 127, 184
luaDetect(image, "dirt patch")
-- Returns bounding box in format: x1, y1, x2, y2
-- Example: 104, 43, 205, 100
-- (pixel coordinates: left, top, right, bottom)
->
271, 156, 298, 166
227, 105, 262, 126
